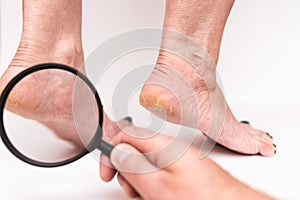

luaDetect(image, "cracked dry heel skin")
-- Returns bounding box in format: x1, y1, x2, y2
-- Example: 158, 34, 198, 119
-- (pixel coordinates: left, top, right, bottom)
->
140, 32, 275, 156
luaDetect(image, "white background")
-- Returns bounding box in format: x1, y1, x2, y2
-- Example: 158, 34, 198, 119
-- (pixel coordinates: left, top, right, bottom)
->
1, 0, 300, 199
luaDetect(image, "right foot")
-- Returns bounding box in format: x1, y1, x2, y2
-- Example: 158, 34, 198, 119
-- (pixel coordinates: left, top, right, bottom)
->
140, 51, 275, 157
139, 0, 275, 157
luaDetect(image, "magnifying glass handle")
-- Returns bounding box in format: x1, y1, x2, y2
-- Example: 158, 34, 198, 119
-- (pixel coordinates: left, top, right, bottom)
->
98, 141, 114, 157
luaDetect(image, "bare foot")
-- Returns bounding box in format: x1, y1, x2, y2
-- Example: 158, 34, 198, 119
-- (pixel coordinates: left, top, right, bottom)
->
139, 0, 275, 157
140, 51, 275, 156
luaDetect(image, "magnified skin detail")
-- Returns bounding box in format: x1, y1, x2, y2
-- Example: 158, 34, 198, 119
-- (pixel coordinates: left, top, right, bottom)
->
0, 65, 130, 149
0, 0, 132, 149
140, 0, 276, 156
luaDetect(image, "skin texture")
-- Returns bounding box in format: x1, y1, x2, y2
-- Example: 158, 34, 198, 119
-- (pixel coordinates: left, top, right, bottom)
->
139, 0, 276, 156
100, 126, 273, 200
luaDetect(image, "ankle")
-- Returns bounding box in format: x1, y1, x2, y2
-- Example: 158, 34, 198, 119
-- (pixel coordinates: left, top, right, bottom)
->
10, 35, 84, 69
51, 38, 84, 68
156, 50, 217, 91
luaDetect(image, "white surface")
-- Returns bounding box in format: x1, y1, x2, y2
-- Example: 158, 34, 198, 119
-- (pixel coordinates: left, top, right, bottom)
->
1, 0, 300, 199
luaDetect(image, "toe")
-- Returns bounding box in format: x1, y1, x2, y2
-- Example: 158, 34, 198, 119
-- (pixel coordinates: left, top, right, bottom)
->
258, 140, 276, 157
253, 131, 275, 157
117, 117, 134, 129
219, 120, 276, 156
255, 130, 273, 143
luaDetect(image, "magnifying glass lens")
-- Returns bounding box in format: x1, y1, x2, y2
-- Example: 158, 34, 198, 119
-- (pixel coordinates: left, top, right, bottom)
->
2, 67, 99, 164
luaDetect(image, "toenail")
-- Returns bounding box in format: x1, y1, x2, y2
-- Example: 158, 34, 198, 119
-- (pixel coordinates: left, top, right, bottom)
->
273, 144, 277, 148
274, 149, 277, 154
240, 120, 250, 124
266, 132, 273, 139
123, 116, 133, 123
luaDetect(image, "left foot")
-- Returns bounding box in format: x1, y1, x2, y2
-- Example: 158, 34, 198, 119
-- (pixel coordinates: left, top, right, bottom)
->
0, 39, 130, 148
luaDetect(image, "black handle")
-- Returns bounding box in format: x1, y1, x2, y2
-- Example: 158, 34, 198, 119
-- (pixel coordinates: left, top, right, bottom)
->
98, 140, 114, 157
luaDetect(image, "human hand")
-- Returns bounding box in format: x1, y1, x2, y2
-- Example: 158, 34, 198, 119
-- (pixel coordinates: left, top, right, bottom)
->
100, 126, 272, 200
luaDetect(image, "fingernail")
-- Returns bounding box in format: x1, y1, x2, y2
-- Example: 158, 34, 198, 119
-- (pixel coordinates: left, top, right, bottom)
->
240, 120, 250, 124
274, 149, 277, 154
123, 116, 132, 123
273, 144, 277, 148
266, 132, 273, 139
111, 144, 134, 169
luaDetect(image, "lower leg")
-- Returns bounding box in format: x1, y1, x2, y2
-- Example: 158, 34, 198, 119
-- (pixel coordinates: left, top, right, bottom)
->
10, 0, 84, 71
162, 0, 235, 63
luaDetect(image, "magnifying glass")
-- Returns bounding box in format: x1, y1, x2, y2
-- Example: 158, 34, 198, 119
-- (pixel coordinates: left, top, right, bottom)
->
0, 63, 114, 167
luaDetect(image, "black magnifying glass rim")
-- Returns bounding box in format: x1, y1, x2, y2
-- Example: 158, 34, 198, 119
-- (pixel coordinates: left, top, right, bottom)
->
0, 63, 104, 168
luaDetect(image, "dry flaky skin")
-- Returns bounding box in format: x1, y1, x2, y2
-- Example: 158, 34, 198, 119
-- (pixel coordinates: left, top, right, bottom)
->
140, 84, 180, 117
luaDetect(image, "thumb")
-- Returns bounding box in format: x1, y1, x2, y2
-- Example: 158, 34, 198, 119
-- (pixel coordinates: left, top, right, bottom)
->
111, 143, 158, 173
111, 144, 162, 195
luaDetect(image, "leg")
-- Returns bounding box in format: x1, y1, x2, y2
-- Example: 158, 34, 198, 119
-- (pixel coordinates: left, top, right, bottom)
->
140, 0, 275, 156
0, 0, 129, 146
